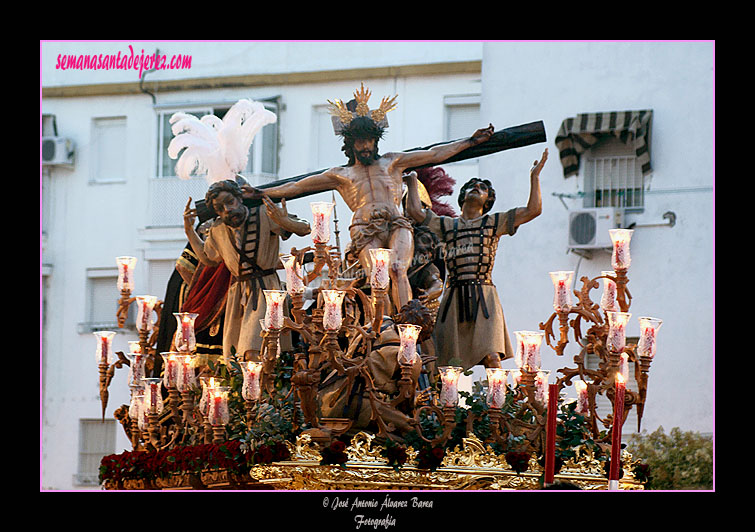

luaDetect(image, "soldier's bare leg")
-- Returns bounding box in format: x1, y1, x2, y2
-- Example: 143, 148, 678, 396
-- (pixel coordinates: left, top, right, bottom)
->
388, 225, 414, 312
483, 352, 502, 368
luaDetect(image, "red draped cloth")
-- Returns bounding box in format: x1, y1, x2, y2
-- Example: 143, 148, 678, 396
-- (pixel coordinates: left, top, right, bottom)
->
181, 262, 231, 333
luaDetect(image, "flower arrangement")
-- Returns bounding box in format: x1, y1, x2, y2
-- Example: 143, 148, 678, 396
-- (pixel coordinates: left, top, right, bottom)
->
99, 440, 251, 484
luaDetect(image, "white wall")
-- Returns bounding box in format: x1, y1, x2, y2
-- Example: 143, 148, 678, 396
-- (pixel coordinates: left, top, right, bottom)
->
477, 41, 714, 435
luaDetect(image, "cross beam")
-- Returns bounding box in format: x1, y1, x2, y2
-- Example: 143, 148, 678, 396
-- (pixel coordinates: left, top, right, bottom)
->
195, 120, 546, 217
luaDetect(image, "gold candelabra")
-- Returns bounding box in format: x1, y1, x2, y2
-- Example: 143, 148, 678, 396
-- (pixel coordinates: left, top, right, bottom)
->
98, 218, 659, 489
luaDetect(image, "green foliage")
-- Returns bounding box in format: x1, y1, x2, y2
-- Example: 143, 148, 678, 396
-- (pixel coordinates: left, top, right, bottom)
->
625, 426, 713, 490
555, 402, 600, 463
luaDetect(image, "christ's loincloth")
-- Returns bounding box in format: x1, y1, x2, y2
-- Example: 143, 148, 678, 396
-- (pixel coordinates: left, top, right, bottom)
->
348, 206, 413, 256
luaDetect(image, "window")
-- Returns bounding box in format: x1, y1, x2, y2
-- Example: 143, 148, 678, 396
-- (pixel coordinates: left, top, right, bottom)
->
156, 100, 279, 179
79, 268, 132, 333
75, 419, 116, 486
444, 95, 480, 141
583, 136, 645, 210
91, 116, 127, 184
556, 110, 652, 211
151, 100, 280, 227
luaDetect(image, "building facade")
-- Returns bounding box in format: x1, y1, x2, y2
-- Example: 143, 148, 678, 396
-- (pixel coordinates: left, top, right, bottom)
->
40, 41, 714, 490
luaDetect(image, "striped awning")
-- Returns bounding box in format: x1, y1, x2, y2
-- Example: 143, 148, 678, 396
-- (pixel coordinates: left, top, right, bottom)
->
555, 110, 652, 178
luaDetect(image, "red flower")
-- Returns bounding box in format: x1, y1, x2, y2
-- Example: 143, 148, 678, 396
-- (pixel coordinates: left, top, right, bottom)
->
416, 446, 445, 471
320, 440, 348, 466
272, 441, 291, 462
384, 445, 408, 466
505, 451, 531, 474
253, 444, 274, 464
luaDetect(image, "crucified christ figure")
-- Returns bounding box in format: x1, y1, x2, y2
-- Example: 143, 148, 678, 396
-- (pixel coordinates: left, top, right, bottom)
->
244, 84, 493, 312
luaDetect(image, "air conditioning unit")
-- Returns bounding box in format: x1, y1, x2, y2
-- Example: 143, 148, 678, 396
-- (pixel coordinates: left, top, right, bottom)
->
42, 136, 75, 166
568, 207, 623, 249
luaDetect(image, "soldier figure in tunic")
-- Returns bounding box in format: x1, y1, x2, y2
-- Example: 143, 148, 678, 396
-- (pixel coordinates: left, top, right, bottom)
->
405, 148, 548, 370
243, 83, 494, 314
183, 179, 311, 364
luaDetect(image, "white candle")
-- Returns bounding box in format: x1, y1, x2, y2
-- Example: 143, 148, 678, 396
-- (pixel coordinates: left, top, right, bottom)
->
397, 324, 421, 364
609, 229, 633, 270
607, 311, 631, 352
549, 271, 574, 312
263, 290, 286, 330
280, 254, 305, 295
310, 202, 334, 244
620, 352, 630, 382
116, 256, 137, 291
136, 395, 149, 431
369, 248, 392, 290
128, 388, 144, 420
575, 380, 589, 415
242, 361, 264, 402
486, 368, 507, 409
638, 317, 663, 359
127, 353, 146, 387
535, 371, 550, 404
439, 366, 464, 407
512, 370, 522, 386
322, 290, 346, 330
199, 377, 214, 416
515, 331, 544, 372
600, 271, 618, 311
135, 295, 158, 331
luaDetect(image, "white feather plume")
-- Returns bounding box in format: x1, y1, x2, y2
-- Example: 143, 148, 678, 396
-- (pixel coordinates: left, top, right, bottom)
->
167, 99, 277, 184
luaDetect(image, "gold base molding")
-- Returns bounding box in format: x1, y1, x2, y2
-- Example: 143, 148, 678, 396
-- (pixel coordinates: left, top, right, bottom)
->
104, 432, 643, 491
248, 432, 643, 491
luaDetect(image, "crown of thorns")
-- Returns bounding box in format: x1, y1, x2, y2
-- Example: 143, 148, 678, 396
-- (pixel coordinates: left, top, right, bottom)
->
328, 83, 398, 135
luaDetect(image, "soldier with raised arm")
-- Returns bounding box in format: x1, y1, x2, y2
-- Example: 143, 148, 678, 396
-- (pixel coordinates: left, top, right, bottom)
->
405, 149, 548, 371
244, 83, 494, 313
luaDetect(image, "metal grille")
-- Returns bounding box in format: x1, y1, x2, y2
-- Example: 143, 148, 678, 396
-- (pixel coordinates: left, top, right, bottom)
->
584, 155, 644, 209
570, 211, 597, 245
